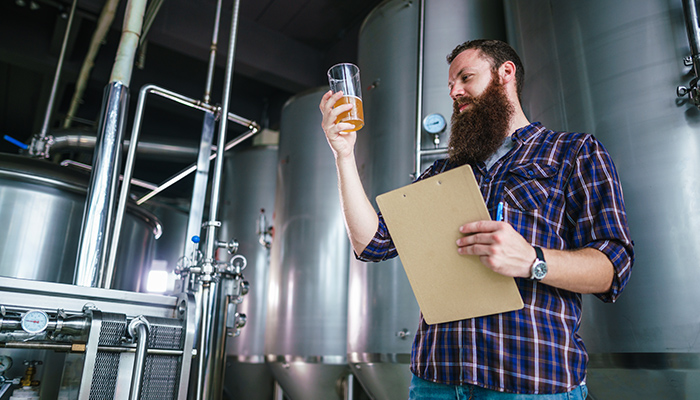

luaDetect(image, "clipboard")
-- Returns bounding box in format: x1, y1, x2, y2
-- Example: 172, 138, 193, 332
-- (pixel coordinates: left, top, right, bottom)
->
375, 164, 523, 324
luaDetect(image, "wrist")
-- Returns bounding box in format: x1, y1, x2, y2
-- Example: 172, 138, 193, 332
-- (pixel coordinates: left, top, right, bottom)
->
529, 246, 548, 280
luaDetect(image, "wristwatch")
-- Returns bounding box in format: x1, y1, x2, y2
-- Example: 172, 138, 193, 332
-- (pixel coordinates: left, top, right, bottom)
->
530, 246, 548, 280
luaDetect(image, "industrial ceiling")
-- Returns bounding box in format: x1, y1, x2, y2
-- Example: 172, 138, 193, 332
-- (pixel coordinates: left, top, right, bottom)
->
0, 0, 386, 193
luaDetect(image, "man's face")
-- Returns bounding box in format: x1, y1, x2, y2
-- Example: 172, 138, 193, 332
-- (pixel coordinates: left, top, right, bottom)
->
447, 49, 514, 166
448, 49, 494, 110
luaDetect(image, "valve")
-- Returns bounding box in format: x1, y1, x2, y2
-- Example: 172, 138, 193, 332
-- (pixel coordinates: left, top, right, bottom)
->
227, 312, 247, 337
19, 360, 41, 387
217, 239, 239, 255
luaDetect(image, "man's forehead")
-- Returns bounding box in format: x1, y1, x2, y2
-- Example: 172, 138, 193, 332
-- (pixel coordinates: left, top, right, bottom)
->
449, 50, 490, 77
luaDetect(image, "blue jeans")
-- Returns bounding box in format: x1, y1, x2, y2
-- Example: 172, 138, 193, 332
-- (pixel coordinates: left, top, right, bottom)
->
408, 375, 588, 400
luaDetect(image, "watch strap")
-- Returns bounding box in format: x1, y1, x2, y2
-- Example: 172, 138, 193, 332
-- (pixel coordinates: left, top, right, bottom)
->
534, 246, 544, 262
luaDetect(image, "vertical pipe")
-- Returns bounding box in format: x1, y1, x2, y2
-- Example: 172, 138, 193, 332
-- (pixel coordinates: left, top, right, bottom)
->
110, 0, 148, 86
197, 1, 241, 398
74, 82, 128, 287
63, 0, 120, 129
74, 0, 148, 287
413, 0, 426, 177
204, 0, 224, 104
128, 318, 150, 400
203, 0, 241, 261
38, 0, 78, 141
682, 0, 700, 76
103, 84, 155, 288
195, 285, 215, 400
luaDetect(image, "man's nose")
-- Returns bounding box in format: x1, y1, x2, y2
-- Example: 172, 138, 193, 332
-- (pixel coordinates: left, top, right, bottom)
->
450, 84, 465, 100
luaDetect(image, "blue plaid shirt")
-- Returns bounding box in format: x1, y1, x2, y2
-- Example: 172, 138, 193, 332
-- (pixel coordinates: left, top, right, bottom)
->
358, 122, 634, 394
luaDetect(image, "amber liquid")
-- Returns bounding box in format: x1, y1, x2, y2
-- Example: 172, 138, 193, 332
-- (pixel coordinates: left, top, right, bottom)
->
333, 95, 364, 131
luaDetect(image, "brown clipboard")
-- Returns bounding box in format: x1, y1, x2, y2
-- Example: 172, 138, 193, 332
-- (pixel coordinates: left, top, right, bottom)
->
375, 164, 524, 325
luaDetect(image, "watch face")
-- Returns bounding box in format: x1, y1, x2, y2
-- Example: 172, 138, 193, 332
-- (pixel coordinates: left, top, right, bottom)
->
532, 260, 547, 280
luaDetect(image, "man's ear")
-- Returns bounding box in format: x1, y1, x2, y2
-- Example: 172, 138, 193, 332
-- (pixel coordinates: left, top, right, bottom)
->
499, 61, 517, 86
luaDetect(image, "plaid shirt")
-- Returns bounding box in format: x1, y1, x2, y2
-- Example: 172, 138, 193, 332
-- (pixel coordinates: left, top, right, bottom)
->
357, 122, 634, 394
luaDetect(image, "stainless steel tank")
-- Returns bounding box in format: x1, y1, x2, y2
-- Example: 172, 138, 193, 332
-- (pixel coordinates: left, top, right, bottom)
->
219, 145, 278, 400
351, 1, 506, 398
504, 1, 700, 398
0, 154, 160, 291
265, 88, 352, 400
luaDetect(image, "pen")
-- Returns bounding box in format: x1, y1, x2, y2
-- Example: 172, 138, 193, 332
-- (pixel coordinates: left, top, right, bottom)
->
496, 201, 504, 222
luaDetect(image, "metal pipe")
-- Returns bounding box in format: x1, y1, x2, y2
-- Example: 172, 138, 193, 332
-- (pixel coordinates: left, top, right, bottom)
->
140, 0, 165, 47
683, 0, 700, 65
203, 0, 242, 263
50, 132, 203, 160
73, 81, 128, 287
198, 2, 242, 398
60, 159, 157, 190
2, 342, 183, 356
63, 0, 120, 129
413, 0, 426, 176
195, 283, 215, 400
75, 0, 148, 288
104, 83, 256, 286
104, 83, 157, 288
38, 0, 78, 141
204, 0, 224, 104
135, 125, 259, 205
183, 112, 216, 265
128, 316, 150, 400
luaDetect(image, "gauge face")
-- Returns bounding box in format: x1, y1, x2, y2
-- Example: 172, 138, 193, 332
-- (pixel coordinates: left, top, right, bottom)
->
422, 113, 447, 134
0, 355, 12, 373
21, 310, 49, 334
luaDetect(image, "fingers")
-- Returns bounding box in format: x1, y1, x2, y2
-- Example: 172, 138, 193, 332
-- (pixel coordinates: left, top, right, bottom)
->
320, 90, 354, 135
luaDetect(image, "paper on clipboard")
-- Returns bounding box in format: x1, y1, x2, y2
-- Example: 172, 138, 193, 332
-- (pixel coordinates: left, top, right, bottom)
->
375, 164, 523, 325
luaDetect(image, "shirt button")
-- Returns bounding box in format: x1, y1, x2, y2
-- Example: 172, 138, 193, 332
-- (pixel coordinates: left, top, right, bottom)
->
484, 177, 491, 183
527, 170, 534, 176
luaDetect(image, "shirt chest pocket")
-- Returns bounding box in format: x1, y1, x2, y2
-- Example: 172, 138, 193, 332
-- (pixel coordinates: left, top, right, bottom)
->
503, 163, 559, 212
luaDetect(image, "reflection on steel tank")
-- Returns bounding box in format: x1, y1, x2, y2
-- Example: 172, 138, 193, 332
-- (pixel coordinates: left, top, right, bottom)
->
264, 88, 352, 400
0, 154, 160, 291
504, 0, 700, 398
350, 1, 506, 398
219, 145, 278, 400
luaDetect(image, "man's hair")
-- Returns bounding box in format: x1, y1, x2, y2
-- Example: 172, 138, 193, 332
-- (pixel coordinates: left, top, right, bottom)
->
447, 39, 524, 100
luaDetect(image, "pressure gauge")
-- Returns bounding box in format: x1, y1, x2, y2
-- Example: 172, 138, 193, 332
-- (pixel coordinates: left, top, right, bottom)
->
0, 355, 12, 373
422, 113, 447, 134
21, 310, 49, 334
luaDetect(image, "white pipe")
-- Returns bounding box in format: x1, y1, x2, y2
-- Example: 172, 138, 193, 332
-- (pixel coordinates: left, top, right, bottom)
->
63, 0, 121, 128
110, 0, 148, 86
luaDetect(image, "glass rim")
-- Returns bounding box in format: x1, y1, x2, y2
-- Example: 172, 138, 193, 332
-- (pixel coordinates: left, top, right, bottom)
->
327, 62, 360, 77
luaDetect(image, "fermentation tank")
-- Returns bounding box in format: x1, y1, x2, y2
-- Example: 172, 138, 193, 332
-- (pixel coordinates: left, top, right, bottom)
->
351, 1, 506, 398
504, 0, 700, 398
0, 154, 160, 291
265, 88, 352, 400
220, 145, 278, 400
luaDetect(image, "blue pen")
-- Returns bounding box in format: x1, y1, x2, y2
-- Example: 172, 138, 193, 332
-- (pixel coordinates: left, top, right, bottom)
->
496, 201, 504, 222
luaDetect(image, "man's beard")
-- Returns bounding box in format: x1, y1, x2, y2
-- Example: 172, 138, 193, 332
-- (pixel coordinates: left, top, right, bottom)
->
447, 75, 514, 166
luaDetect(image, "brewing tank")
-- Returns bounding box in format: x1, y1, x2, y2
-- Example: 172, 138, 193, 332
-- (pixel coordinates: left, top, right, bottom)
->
265, 88, 351, 400
504, 0, 700, 398
351, 1, 506, 398
0, 154, 160, 291
219, 145, 278, 400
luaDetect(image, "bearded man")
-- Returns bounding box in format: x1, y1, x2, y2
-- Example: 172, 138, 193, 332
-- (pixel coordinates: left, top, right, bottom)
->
319, 39, 634, 399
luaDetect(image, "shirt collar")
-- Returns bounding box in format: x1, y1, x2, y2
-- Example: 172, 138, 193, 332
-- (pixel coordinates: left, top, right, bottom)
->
510, 121, 545, 144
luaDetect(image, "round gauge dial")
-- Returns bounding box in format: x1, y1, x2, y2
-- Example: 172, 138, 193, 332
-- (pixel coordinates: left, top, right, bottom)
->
422, 113, 447, 134
21, 310, 49, 334
0, 355, 12, 373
